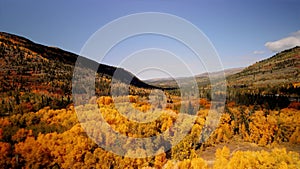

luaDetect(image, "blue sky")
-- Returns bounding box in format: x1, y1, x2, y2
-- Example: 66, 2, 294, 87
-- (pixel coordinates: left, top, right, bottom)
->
1, 0, 300, 79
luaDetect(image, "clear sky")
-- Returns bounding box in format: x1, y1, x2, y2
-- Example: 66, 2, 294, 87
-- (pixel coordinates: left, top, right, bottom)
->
1, 0, 300, 79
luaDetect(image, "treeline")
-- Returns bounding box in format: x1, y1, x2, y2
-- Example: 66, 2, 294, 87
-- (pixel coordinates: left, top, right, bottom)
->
226, 84, 300, 110
0, 92, 71, 116
234, 93, 290, 109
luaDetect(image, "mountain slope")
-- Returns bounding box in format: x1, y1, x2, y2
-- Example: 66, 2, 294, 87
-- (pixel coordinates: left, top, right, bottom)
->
0, 32, 156, 88
227, 46, 300, 92
0, 32, 157, 115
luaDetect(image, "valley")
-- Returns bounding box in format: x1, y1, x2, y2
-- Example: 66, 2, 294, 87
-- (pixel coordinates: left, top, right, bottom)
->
0, 32, 300, 168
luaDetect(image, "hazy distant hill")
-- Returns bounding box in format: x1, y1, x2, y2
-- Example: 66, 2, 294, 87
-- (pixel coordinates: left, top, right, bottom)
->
0, 32, 157, 115
146, 67, 244, 88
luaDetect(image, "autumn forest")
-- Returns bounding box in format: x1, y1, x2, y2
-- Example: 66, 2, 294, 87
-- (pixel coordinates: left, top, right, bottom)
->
0, 32, 300, 169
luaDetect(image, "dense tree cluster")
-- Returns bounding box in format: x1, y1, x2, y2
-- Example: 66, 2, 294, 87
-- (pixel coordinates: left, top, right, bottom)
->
213, 146, 300, 169
0, 41, 73, 115
0, 97, 299, 168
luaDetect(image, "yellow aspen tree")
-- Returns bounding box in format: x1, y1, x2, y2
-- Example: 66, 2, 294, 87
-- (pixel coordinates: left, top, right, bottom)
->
213, 146, 230, 169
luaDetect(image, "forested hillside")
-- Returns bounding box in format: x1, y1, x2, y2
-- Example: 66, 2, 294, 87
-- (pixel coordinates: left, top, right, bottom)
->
0, 32, 157, 116
226, 47, 300, 108
228, 46, 300, 90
